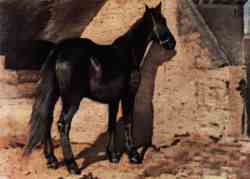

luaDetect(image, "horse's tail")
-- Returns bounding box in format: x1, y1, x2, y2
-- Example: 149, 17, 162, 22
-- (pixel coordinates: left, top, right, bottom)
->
31, 40, 55, 70
55, 60, 72, 95
23, 48, 59, 156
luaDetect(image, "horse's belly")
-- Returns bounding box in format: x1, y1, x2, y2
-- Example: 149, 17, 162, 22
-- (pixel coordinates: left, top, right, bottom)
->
89, 77, 125, 103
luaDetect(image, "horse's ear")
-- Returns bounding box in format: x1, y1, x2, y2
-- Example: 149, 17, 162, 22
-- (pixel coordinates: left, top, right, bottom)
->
155, 2, 162, 12
145, 4, 150, 12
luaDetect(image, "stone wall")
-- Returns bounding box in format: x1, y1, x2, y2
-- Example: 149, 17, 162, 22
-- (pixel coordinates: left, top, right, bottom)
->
80, 0, 245, 146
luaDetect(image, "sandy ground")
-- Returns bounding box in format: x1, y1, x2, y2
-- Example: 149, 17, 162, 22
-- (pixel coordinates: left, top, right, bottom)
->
1, 135, 250, 179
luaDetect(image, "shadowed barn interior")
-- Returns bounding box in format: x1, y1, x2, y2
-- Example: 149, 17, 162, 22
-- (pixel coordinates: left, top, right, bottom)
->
0, 0, 106, 69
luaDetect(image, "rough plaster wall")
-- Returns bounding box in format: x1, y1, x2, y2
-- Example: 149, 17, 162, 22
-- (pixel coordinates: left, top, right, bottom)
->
73, 0, 244, 146
0, 0, 245, 148
79, 0, 244, 146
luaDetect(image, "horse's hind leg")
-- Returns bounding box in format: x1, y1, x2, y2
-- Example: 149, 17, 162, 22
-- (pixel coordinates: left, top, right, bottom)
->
44, 114, 58, 169
43, 93, 59, 169
106, 100, 120, 163
42, 84, 59, 169
58, 97, 81, 175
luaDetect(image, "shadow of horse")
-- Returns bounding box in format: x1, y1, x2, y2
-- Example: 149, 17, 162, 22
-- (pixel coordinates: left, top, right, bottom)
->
75, 120, 125, 170
74, 43, 177, 170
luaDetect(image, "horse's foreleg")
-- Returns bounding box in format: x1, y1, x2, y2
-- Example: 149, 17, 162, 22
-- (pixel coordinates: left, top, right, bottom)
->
58, 102, 80, 175
122, 70, 142, 164
106, 101, 120, 163
122, 97, 141, 164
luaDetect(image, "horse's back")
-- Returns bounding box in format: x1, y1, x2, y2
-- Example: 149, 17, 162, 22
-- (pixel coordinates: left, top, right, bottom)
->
54, 38, 95, 61
52, 37, 130, 103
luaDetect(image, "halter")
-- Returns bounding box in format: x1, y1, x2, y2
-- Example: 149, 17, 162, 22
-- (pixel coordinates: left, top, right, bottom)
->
139, 40, 153, 68
112, 40, 153, 69
112, 15, 167, 69
151, 14, 170, 46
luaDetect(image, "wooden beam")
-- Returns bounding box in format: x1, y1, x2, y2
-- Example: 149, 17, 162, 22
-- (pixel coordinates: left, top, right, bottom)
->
243, 37, 250, 136
210, 0, 217, 3
193, 0, 246, 4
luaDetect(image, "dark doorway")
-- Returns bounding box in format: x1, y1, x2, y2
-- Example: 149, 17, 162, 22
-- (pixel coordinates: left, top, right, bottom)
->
0, 0, 106, 70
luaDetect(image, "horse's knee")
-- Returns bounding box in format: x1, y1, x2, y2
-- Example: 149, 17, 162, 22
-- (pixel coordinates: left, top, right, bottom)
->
57, 120, 66, 135
57, 119, 63, 131
58, 119, 73, 136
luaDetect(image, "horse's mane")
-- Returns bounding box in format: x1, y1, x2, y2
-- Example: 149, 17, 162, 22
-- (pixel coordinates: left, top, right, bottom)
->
114, 12, 146, 45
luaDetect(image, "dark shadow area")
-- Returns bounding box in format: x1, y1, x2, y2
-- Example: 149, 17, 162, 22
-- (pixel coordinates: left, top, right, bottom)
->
197, 4, 244, 65
177, 0, 245, 66
71, 43, 176, 170
133, 43, 176, 148
176, 0, 230, 68
243, 38, 250, 136
75, 120, 125, 170
0, 0, 106, 70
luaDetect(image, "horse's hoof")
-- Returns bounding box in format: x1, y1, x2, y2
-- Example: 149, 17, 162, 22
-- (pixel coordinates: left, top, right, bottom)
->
66, 160, 81, 175
109, 155, 120, 163
106, 150, 120, 164
47, 160, 58, 169
47, 156, 58, 169
128, 151, 142, 164
67, 164, 81, 175
68, 167, 81, 175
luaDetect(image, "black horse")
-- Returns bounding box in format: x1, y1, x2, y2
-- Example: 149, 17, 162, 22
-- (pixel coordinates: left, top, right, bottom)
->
24, 2, 176, 175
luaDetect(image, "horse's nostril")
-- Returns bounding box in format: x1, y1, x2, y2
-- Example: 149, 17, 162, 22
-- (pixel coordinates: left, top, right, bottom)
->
172, 41, 176, 49
167, 41, 175, 50
171, 37, 176, 46
170, 39, 176, 49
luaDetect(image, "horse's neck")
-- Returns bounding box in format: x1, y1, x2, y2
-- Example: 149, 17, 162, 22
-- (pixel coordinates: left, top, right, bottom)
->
114, 18, 152, 69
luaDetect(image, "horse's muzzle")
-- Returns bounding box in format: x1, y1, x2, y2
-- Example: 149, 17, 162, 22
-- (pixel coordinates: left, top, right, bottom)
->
163, 37, 176, 50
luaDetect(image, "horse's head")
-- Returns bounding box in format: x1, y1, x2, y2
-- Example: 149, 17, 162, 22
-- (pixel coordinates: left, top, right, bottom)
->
145, 2, 176, 50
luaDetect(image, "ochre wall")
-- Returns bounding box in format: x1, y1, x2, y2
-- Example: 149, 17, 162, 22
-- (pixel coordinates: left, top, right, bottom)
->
0, 0, 245, 149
